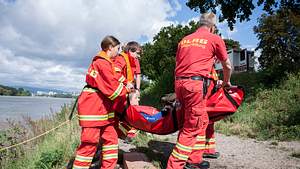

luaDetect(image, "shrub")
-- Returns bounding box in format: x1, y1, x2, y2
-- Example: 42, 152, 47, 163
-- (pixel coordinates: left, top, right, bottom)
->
34, 149, 64, 169
140, 71, 174, 107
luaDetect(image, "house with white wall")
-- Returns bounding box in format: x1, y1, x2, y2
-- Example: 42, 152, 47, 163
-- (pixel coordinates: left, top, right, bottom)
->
215, 48, 255, 73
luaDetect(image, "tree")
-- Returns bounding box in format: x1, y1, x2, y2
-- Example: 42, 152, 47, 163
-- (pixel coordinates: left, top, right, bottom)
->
224, 39, 241, 50
140, 21, 199, 81
254, 7, 300, 73
186, 0, 300, 29
0, 85, 31, 96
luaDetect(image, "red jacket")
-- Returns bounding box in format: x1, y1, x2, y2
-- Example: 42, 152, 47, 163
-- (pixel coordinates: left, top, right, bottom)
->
77, 51, 128, 127
175, 27, 228, 78
114, 52, 140, 84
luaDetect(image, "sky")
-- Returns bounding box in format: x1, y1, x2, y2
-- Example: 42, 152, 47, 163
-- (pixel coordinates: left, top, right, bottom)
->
0, 0, 263, 92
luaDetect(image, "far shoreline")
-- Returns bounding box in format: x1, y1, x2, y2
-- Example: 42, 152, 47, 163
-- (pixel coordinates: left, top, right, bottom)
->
0, 95, 75, 99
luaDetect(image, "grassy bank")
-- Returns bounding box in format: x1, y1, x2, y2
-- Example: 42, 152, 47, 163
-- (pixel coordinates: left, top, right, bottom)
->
216, 72, 300, 140
0, 104, 80, 169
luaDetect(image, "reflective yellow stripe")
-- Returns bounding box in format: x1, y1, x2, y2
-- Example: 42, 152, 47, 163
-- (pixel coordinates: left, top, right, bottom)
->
102, 144, 118, 151
127, 128, 138, 134
171, 150, 188, 161
193, 144, 206, 150
73, 164, 90, 169
119, 123, 129, 135
108, 113, 115, 118
103, 153, 118, 160
206, 138, 216, 143
196, 135, 206, 141
75, 155, 93, 163
78, 112, 115, 121
175, 142, 192, 153
205, 144, 216, 149
89, 70, 98, 78
115, 67, 121, 72
82, 87, 98, 93
118, 75, 126, 83
108, 83, 123, 100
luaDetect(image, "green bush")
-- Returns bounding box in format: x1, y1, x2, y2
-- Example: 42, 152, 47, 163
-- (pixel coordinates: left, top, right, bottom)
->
140, 71, 174, 107
35, 149, 64, 169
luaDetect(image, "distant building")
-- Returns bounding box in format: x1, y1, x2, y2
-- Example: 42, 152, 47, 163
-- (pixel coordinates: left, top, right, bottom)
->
215, 48, 255, 73
36, 91, 47, 96
48, 91, 57, 96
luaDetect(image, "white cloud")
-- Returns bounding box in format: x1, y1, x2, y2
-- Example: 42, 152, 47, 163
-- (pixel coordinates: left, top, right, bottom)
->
0, 0, 180, 91
0, 47, 85, 91
216, 21, 238, 39
179, 16, 198, 26
243, 45, 256, 50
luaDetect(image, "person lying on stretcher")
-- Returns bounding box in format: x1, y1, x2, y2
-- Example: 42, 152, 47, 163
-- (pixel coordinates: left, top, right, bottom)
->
128, 90, 174, 123
124, 80, 244, 135
128, 80, 226, 123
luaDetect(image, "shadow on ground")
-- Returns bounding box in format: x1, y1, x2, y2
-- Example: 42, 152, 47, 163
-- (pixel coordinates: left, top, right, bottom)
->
66, 148, 127, 169
66, 140, 175, 169
134, 140, 175, 168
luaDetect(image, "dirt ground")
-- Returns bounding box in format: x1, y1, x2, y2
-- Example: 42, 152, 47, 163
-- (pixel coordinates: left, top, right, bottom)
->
119, 132, 300, 169
205, 133, 300, 169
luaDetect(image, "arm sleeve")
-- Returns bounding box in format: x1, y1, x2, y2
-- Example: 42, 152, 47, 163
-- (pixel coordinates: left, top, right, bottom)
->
134, 58, 141, 74
113, 57, 127, 84
93, 60, 127, 101
114, 56, 125, 73
214, 37, 228, 61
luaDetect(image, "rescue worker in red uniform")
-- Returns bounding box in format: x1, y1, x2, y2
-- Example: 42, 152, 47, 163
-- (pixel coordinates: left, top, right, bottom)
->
167, 12, 232, 169
114, 41, 142, 92
114, 41, 142, 141
203, 66, 221, 159
72, 36, 131, 169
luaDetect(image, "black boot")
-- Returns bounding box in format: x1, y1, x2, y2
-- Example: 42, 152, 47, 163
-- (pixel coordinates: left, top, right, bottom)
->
184, 161, 210, 169
203, 152, 220, 159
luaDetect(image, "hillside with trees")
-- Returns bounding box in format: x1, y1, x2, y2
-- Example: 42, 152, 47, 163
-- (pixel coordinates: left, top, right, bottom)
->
0, 84, 31, 96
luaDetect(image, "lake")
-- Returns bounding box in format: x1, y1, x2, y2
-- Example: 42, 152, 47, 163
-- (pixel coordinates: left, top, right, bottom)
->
0, 96, 74, 124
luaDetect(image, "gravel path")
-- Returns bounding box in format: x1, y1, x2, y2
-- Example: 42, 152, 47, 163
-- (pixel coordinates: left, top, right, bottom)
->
208, 133, 300, 169
120, 133, 300, 169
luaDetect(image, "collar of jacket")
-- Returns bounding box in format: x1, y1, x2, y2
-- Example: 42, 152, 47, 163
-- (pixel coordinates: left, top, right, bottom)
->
120, 51, 134, 82
94, 51, 113, 63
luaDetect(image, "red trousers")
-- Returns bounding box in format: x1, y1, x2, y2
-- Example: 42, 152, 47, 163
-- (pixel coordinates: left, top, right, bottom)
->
167, 79, 209, 169
204, 122, 216, 154
73, 125, 118, 169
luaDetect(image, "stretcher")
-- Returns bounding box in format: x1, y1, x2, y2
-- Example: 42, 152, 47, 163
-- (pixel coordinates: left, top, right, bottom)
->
122, 84, 245, 135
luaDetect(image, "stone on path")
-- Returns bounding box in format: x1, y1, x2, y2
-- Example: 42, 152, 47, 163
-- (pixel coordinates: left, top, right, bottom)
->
123, 152, 156, 169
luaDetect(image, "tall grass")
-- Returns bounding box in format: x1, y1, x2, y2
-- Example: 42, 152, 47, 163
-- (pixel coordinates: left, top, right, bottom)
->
216, 72, 300, 140
0, 104, 80, 169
